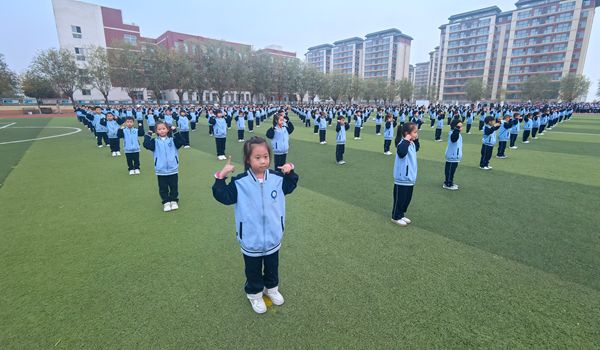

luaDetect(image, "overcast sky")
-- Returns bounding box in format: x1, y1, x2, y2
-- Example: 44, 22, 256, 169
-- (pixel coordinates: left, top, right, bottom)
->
2, 0, 599, 100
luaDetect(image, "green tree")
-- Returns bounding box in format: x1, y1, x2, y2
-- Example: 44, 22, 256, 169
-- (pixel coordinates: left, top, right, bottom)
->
85, 46, 112, 105
465, 78, 485, 103
327, 73, 350, 104
559, 74, 590, 102
0, 54, 18, 97
142, 46, 172, 102
398, 79, 413, 103
347, 76, 362, 103
170, 50, 195, 104
302, 65, 324, 103
248, 53, 272, 103
108, 42, 145, 102
521, 75, 560, 102
20, 69, 59, 112
30, 49, 81, 104
361, 78, 377, 103
372, 78, 388, 104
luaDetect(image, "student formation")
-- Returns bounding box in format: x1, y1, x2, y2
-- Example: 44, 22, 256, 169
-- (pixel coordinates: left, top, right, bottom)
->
74, 102, 577, 314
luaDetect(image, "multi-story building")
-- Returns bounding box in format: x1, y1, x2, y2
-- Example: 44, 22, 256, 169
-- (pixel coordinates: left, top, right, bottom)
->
437, 0, 599, 102
428, 46, 441, 101
362, 29, 412, 81
331, 37, 363, 76
51, 0, 295, 103
305, 44, 333, 74
413, 62, 431, 99
305, 28, 412, 81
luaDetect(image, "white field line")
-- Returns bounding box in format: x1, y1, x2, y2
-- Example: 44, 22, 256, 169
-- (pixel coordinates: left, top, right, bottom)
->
0, 122, 16, 129
0, 126, 82, 145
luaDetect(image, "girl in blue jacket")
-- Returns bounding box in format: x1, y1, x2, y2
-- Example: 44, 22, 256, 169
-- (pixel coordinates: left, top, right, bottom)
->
443, 119, 463, 190
143, 122, 185, 212
266, 111, 294, 168
212, 136, 299, 314
392, 122, 420, 227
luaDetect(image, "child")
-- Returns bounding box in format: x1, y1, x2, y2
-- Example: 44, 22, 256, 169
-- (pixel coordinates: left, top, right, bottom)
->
117, 116, 141, 175
235, 111, 246, 142
480, 116, 501, 170
175, 111, 191, 148
93, 107, 109, 147
435, 113, 444, 142
392, 122, 420, 227
146, 112, 156, 133
212, 136, 299, 314
522, 113, 532, 143
247, 109, 255, 133
317, 112, 327, 144
353, 111, 363, 140
209, 110, 228, 160
509, 113, 522, 149
383, 113, 397, 155
102, 112, 124, 156
266, 111, 294, 168
496, 115, 513, 159
143, 122, 185, 212
466, 111, 473, 134
336, 116, 350, 164
531, 111, 540, 139
375, 113, 383, 135
443, 119, 463, 190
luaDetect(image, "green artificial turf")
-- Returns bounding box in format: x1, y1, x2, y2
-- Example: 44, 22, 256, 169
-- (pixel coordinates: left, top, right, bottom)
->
0, 113, 599, 349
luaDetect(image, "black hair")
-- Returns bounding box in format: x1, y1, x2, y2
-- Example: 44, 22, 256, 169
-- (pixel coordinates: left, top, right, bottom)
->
125, 116, 134, 121
243, 136, 272, 166
450, 118, 461, 130
484, 116, 495, 124
395, 122, 417, 146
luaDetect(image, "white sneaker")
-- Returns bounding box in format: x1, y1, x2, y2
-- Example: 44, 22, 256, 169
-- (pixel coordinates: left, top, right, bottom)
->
337, 160, 346, 165
509, 146, 518, 149
163, 202, 172, 212
452, 185, 459, 190
443, 184, 452, 190
467, 132, 471, 134
376, 133, 381, 136
357, 137, 362, 140
263, 287, 284, 306
170, 201, 179, 210
98, 145, 103, 148
487, 166, 493, 169
134, 169, 140, 174
384, 151, 392, 155
116, 151, 121, 156
129, 170, 135, 175
523, 141, 530, 144
391, 218, 408, 227
238, 139, 244, 142
354, 137, 358, 140
184, 145, 190, 149
111, 152, 116, 157
401, 217, 412, 224
247, 292, 267, 314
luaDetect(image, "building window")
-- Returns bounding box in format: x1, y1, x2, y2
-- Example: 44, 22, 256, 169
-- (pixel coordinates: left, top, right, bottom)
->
71, 25, 82, 39
74, 47, 85, 61
123, 34, 137, 46
81, 89, 91, 96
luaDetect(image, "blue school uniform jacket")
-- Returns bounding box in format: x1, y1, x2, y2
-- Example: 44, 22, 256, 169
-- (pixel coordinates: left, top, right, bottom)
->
267, 122, 294, 155
482, 125, 498, 146
384, 121, 396, 140
94, 114, 108, 132
393, 139, 420, 186
177, 116, 190, 131
143, 133, 184, 175
106, 120, 120, 139
445, 130, 462, 162
118, 127, 141, 153
336, 123, 349, 144
213, 118, 227, 138
498, 121, 512, 141
212, 168, 299, 257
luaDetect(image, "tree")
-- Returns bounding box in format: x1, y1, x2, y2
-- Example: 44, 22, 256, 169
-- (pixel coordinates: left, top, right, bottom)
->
465, 78, 485, 103
361, 78, 377, 103
398, 79, 413, 103
86, 46, 112, 105
108, 42, 145, 102
190, 51, 208, 103
170, 50, 195, 104
596, 79, 600, 99
142, 46, 172, 102
521, 75, 560, 102
303, 65, 324, 103
384, 81, 399, 104
30, 49, 80, 104
427, 85, 438, 102
347, 76, 362, 103
372, 78, 388, 104
327, 73, 350, 104
559, 74, 590, 102
248, 53, 272, 103
0, 54, 18, 97
203, 43, 243, 103
20, 69, 59, 112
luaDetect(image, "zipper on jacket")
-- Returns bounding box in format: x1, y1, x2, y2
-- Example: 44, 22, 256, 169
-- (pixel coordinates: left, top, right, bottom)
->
405, 165, 409, 176
261, 182, 266, 253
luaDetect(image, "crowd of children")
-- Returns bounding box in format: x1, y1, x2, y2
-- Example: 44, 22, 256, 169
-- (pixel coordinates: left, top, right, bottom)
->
75, 100, 577, 314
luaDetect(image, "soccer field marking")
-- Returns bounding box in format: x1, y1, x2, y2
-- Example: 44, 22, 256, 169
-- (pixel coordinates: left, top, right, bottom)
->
0, 126, 82, 145
0, 122, 17, 129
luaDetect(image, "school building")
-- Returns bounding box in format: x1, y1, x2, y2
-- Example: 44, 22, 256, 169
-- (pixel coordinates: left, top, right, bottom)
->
51, 0, 296, 104
305, 28, 413, 82
432, 0, 599, 103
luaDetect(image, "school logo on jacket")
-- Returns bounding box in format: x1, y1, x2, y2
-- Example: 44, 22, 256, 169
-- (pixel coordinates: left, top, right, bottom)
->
271, 190, 278, 199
